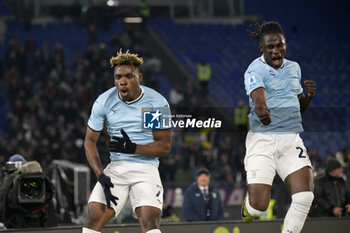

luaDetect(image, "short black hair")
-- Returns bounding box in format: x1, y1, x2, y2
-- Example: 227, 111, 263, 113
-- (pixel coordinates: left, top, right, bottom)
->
247, 20, 284, 40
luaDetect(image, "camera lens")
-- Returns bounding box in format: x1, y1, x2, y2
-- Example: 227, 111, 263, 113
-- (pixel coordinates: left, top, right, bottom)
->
19, 178, 44, 200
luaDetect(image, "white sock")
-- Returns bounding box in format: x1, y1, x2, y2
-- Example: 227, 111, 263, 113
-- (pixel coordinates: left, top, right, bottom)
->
246, 196, 265, 217
282, 191, 314, 233
146, 229, 161, 233
82, 227, 100, 233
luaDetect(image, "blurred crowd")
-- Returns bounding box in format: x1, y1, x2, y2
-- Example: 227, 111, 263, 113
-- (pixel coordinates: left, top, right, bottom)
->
0, 21, 349, 190
0, 24, 148, 171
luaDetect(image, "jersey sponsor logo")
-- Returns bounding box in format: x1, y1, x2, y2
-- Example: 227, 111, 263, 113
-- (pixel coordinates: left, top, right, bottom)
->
249, 76, 257, 89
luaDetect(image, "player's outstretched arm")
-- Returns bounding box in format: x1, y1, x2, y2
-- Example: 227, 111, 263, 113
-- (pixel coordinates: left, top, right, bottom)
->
84, 127, 104, 177
251, 87, 271, 125
298, 80, 316, 114
109, 129, 171, 157
85, 128, 118, 208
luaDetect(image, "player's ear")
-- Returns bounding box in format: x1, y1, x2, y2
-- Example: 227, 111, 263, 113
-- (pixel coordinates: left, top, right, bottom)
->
138, 72, 143, 83
259, 41, 263, 52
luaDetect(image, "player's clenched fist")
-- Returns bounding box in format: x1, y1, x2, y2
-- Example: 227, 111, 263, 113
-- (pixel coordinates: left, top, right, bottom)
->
109, 129, 137, 154
304, 80, 316, 97
255, 108, 271, 125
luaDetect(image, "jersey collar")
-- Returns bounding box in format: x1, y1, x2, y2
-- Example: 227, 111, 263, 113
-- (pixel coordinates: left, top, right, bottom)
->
261, 55, 285, 69
118, 87, 144, 104
198, 185, 209, 193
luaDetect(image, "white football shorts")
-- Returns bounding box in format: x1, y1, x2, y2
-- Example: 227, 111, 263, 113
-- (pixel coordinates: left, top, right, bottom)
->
244, 131, 312, 185
88, 161, 163, 218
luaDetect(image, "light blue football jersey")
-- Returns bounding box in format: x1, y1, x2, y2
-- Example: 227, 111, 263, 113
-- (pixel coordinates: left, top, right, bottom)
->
88, 85, 171, 167
244, 56, 304, 133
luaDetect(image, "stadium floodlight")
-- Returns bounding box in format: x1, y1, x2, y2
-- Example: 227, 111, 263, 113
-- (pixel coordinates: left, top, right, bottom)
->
124, 17, 143, 23
107, 0, 119, 7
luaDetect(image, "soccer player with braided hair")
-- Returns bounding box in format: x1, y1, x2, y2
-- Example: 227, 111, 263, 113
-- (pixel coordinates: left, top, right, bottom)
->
83, 50, 171, 233
241, 21, 316, 233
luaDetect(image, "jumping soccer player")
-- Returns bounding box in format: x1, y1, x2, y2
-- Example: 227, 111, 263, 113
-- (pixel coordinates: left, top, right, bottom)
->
241, 21, 316, 233
83, 50, 171, 233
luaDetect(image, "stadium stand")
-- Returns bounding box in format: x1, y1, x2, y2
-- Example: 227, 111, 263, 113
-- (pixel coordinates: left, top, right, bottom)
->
0, 0, 349, 224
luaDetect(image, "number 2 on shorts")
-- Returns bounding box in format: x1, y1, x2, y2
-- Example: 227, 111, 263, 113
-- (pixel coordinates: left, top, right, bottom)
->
296, 147, 306, 158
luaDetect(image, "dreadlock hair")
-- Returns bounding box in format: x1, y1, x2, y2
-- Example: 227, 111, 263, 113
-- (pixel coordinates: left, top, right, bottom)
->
110, 49, 144, 69
247, 20, 284, 40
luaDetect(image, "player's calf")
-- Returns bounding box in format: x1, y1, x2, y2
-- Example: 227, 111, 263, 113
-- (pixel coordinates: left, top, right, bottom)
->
282, 191, 314, 233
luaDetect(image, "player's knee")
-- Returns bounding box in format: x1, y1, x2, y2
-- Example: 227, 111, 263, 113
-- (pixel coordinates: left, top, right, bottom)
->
137, 206, 161, 231
84, 218, 101, 232
84, 204, 114, 231
139, 217, 159, 231
138, 212, 161, 232
248, 184, 271, 211
249, 196, 269, 211
291, 191, 314, 212
292, 191, 314, 204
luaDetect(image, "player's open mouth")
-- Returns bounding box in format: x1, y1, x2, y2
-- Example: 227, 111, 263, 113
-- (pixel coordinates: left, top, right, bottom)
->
120, 89, 129, 97
272, 56, 282, 66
